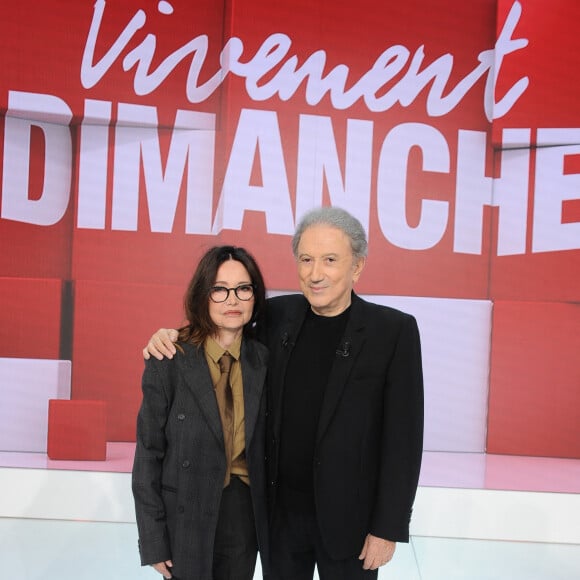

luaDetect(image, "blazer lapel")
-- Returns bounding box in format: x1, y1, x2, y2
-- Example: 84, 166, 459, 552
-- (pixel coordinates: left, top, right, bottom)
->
241, 340, 267, 449
179, 343, 224, 447
270, 303, 308, 438
316, 295, 367, 443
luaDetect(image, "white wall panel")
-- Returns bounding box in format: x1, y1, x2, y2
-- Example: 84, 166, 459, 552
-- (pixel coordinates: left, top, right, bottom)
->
0, 358, 71, 452
362, 295, 492, 452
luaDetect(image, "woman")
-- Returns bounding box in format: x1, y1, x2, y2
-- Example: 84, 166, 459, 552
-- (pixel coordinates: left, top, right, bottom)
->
132, 246, 269, 580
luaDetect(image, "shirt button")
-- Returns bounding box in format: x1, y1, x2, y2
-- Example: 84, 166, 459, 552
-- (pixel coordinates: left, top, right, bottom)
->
182, 460, 190, 468
177, 413, 185, 421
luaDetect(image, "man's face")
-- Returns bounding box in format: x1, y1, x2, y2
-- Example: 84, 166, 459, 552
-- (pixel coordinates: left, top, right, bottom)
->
296, 224, 365, 317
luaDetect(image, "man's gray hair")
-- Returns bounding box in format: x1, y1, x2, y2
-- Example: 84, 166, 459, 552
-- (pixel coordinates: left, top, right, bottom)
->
292, 206, 368, 259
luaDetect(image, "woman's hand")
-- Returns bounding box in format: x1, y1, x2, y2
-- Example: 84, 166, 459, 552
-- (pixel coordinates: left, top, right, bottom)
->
152, 560, 174, 578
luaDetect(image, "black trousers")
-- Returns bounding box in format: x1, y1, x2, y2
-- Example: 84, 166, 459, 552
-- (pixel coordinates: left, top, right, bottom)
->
212, 476, 258, 580
270, 491, 378, 580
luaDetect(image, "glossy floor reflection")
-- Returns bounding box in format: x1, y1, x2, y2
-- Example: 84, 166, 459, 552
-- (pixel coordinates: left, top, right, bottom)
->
1, 518, 579, 580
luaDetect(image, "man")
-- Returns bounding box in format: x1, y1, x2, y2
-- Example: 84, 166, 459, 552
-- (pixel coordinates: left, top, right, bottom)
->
145, 206, 424, 580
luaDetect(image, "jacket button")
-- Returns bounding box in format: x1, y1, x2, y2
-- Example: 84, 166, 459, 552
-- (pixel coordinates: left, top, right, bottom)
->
177, 413, 185, 421
182, 460, 190, 468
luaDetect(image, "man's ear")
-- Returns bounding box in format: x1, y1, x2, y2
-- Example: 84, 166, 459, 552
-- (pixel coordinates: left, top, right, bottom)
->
353, 256, 366, 282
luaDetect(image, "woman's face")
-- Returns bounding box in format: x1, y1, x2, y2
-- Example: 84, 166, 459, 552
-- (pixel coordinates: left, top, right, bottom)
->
208, 259, 255, 340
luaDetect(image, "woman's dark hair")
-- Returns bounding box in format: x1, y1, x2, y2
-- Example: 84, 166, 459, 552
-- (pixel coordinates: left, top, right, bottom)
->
177, 246, 266, 346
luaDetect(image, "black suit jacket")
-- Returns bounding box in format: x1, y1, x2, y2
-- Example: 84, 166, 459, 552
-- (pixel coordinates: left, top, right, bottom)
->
264, 293, 423, 559
132, 338, 269, 580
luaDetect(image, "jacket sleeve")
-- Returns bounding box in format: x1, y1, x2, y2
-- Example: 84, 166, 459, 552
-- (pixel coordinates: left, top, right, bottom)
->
131, 358, 173, 565
370, 313, 424, 542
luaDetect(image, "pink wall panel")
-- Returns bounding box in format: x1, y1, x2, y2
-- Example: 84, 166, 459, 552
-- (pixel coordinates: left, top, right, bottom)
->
487, 301, 580, 458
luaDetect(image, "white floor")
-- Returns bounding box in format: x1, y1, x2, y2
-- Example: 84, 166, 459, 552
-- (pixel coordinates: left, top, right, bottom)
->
1, 517, 579, 579
1, 448, 579, 579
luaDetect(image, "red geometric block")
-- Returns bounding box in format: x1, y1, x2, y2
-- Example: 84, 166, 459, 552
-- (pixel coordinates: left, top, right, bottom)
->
487, 301, 580, 459
47, 400, 107, 460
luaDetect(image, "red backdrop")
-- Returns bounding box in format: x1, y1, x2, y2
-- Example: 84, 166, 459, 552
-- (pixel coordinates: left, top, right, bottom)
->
1, 0, 579, 454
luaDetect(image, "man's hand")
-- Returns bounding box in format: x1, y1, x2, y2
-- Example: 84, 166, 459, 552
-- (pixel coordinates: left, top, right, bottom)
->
143, 328, 178, 360
358, 534, 396, 570
152, 560, 174, 578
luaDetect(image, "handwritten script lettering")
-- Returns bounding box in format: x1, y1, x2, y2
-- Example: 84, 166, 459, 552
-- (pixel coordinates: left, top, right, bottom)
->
82, 0, 528, 120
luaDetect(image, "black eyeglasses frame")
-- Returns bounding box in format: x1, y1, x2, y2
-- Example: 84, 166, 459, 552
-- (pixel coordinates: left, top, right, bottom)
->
209, 284, 255, 303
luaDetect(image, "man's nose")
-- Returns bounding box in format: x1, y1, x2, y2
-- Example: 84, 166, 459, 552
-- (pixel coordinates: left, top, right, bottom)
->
310, 260, 323, 281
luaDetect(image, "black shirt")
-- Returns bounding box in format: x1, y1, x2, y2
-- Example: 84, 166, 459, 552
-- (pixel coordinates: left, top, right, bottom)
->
278, 306, 350, 503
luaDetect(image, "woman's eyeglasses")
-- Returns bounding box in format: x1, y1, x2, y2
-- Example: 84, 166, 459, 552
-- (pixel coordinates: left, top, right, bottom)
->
209, 284, 255, 303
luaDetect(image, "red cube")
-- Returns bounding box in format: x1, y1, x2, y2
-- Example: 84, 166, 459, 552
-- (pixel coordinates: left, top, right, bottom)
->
47, 400, 107, 460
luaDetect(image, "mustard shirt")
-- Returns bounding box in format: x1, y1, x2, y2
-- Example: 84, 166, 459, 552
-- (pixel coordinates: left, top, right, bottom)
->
204, 335, 249, 484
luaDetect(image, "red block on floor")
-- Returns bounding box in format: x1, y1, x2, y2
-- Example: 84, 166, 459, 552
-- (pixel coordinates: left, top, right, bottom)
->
47, 400, 107, 460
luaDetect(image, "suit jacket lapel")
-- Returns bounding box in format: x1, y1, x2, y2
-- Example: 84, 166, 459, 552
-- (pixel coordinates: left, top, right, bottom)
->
316, 295, 367, 443
179, 343, 225, 447
271, 302, 308, 438
241, 340, 267, 449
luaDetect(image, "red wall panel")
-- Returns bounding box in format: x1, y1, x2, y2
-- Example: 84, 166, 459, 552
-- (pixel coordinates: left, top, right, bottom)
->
493, 0, 580, 143
487, 301, 580, 458
0, 277, 62, 358
71, 279, 185, 441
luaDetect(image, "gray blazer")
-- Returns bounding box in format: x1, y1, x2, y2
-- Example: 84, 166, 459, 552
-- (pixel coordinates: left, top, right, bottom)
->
132, 338, 269, 580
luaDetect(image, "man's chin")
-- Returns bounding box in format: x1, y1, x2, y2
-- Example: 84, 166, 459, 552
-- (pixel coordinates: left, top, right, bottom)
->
304, 293, 325, 307
307, 298, 334, 315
